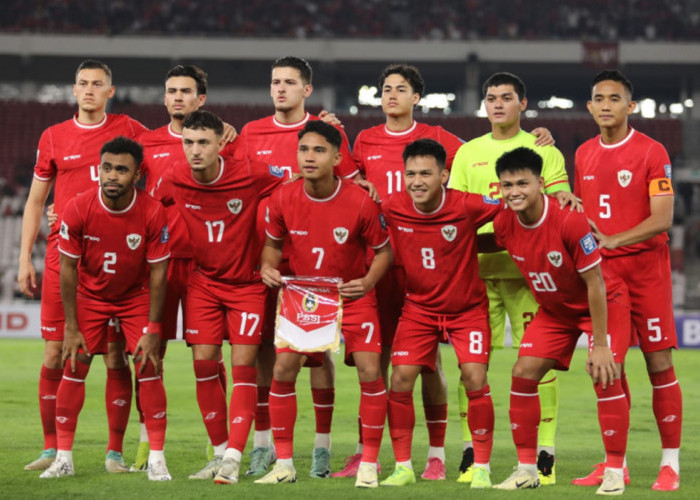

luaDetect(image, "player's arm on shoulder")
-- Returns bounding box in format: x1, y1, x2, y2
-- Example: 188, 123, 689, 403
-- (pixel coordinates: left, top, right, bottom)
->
354, 178, 379, 202
338, 241, 392, 299
18, 177, 54, 298
222, 122, 238, 143
318, 109, 343, 127
589, 191, 673, 250
580, 265, 616, 388
59, 253, 89, 371
530, 127, 555, 146
260, 237, 284, 288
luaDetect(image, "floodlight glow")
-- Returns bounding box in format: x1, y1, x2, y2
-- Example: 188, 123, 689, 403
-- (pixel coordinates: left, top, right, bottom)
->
640, 98, 656, 118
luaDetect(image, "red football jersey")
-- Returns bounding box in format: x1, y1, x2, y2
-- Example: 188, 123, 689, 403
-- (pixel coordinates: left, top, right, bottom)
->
494, 194, 623, 319
239, 112, 358, 180
575, 128, 672, 257
161, 155, 280, 285
266, 178, 390, 287
58, 187, 170, 302
382, 187, 501, 314
34, 113, 148, 240
352, 121, 464, 199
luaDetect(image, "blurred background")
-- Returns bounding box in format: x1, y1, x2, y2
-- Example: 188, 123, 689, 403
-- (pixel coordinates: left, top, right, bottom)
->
0, 1, 698, 337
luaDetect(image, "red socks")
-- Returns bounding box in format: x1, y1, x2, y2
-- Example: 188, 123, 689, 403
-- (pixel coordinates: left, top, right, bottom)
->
255, 386, 271, 431
38, 365, 62, 450
594, 381, 629, 469
650, 366, 683, 449
509, 376, 540, 465
312, 388, 335, 434
55, 360, 91, 450
135, 360, 167, 450
467, 385, 494, 464
387, 389, 414, 462
193, 359, 228, 446
424, 403, 447, 448
227, 365, 257, 452
359, 379, 387, 463
269, 380, 296, 459
105, 366, 132, 453
218, 358, 228, 398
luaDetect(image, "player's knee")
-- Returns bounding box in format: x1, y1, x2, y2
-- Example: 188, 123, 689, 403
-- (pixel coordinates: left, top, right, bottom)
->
43, 343, 63, 369
644, 349, 673, 374
356, 363, 382, 383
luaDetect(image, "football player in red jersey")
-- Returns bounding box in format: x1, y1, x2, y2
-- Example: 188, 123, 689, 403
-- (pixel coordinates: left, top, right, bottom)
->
574, 70, 681, 492
18, 60, 148, 473
239, 57, 356, 478
42, 137, 171, 481
491, 147, 630, 495
258, 120, 391, 488
379, 139, 501, 488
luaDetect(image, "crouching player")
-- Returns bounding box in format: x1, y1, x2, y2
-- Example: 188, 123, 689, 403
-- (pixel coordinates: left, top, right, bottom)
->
46, 137, 171, 480
378, 139, 501, 488
259, 120, 392, 488
491, 147, 631, 495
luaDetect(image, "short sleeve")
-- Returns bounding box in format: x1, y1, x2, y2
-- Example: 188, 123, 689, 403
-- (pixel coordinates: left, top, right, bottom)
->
351, 133, 366, 177
57, 198, 83, 259
463, 192, 503, 229
359, 196, 390, 250
561, 211, 602, 273
265, 188, 288, 241
34, 128, 56, 182
646, 141, 672, 185
493, 212, 506, 249
541, 146, 571, 194
336, 127, 359, 179
128, 117, 149, 137
145, 202, 171, 263
447, 144, 469, 191
437, 127, 465, 170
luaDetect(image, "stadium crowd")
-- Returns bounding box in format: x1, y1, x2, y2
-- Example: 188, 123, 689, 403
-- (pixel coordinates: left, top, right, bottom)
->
1, 0, 699, 41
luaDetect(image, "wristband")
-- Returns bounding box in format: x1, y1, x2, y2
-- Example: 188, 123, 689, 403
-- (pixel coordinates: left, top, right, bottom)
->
145, 321, 162, 336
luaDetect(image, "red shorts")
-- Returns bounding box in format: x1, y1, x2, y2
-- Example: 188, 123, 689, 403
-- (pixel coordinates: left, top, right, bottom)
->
374, 265, 406, 347
603, 245, 677, 352
161, 257, 195, 341
40, 257, 64, 341
77, 292, 150, 355
391, 301, 491, 371
518, 292, 632, 371
185, 272, 266, 346
277, 294, 381, 367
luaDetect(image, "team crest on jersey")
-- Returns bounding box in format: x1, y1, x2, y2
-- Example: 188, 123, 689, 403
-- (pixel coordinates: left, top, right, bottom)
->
547, 251, 563, 267
301, 292, 319, 313
579, 233, 598, 255
441, 225, 457, 242
617, 169, 632, 188
126, 233, 142, 250
60, 221, 70, 240
333, 227, 349, 244
227, 198, 243, 214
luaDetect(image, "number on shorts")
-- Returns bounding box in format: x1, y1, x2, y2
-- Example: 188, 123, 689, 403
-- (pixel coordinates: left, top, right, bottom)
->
239, 312, 260, 337
528, 271, 557, 292
312, 247, 325, 270
647, 317, 662, 342
421, 247, 436, 269
205, 220, 224, 242
469, 331, 483, 354
361, 322, 375, 344
103, 252, 117, 274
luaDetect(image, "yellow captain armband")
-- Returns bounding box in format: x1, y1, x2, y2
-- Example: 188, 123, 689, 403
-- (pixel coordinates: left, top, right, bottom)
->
649, 178, 674, 197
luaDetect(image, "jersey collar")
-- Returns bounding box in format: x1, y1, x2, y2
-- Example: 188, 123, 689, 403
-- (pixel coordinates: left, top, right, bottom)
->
517, 193, 548, 229
413, 186, 446, 215
73, 113, 107, 130
192, 156, 225, 186
98, 186, 138, 214
304, 177, 342, 202
167, 123, 182, 139
272, 112, 310, 129
384, 120, 417, 137
598, 127, 635, 149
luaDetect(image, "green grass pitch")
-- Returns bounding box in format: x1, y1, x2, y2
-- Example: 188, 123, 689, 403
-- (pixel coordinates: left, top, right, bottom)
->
1, 339, 697, 499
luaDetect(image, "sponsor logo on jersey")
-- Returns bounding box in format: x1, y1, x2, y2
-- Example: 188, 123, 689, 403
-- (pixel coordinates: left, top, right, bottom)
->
126, 233, 142, 250
185, 203, 201, 210
60, 221, 70, 240
664, 164, 672, 179
153, 152, 170, 159
472, 161, 488, 168
257, 150, 272, 156
441, 225, 457, 242
397, 226, 413, 233
333, 227, 349, 244
617, 169, 632, 188
482, 195, 500, 205
290, 229, 308, 236
268, 165, 285, 177
83, 234, 100, 242
301, 292, 319, 313
63, 154, 81, 161
366, 155, 382, 161
547, 251, 563, 267
511, 254, 525, 262
583, 175, 595, 181
227, 198, 243, 214
378, 213, 387, 230
579, 233, 598, 255
161, 226, 169, 243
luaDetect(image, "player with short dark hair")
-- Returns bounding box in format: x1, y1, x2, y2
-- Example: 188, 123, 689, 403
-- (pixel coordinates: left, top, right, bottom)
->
238, 56, 357, 479
258, 120, 392, 488
18, 60, 148, 474
42, 136, 171, 481
573, 69, 682, 492
448, 71, 573, 485
380, 139, 501, 488
491, 147, 631, 495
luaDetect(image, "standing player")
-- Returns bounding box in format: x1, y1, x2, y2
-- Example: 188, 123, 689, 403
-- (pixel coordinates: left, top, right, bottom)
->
257, 120, 391, 488
18, 60, 148, 473
379, 139, 501, 488
43, 137, 171, 480
491, 147, 631, 496
158, 110, 281, 485
131, 64, 231, 472
574, 70, 682, 492
238, 56, 357, 478
448, 72, 572, 484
